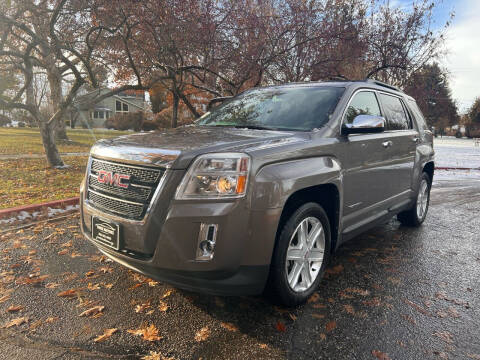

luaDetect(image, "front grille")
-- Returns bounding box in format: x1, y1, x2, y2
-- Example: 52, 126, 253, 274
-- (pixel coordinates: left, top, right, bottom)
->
86, 158, 164, 220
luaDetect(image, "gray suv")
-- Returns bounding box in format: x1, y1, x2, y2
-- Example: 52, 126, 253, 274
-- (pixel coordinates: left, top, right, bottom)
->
80, 80, 434, 306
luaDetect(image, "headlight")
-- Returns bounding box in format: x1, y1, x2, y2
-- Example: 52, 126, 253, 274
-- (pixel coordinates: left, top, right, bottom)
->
175, 153, 251, 199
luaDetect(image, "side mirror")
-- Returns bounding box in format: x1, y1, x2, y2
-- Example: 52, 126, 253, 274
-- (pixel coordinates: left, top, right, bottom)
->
342, 114, 385, 134
207, 96, 232, 111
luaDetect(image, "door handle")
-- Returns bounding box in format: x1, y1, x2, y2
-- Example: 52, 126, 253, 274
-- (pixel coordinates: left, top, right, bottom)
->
382, 140, 393, 148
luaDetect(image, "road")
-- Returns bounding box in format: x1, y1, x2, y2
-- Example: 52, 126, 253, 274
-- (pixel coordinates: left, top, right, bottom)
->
0, 174, 479, 360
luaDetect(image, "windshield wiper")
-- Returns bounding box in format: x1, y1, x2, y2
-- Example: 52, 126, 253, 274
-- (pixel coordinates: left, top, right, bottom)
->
231, 125, 279, 131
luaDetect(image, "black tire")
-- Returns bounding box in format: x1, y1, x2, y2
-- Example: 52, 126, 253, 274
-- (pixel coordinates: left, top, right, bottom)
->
397, 172, 431, 227
267, 202, 331, 307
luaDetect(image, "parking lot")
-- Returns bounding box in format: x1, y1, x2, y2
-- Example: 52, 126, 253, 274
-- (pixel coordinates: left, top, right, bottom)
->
0, 171, 479, 360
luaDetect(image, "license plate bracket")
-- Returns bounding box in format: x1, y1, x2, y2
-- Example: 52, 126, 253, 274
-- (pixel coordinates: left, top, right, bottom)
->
91, 216, 120, 250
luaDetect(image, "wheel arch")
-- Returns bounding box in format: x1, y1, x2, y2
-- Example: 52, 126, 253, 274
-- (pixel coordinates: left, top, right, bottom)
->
275, 184, 340, 254
423, 161, 434, 182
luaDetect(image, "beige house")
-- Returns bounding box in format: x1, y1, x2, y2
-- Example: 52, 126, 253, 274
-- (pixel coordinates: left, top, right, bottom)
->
72, 88, 147, 128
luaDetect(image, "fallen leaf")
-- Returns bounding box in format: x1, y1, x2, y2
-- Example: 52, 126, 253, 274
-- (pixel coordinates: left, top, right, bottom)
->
343, 304, 355, 315
45, 317, 59, 323
325, 321, 336, 332
45, 282, 60, 289
158, 300, 169, 312
79, 305, 105, 317
141, 351, 174, 360
275, 321, 286, 332
29, 320, 43, 331
363, 297, 382, 307
128, 324, 162, 342
85, 270, 95, 277
289, 313, 297, 321
87, 283, 101, 291
325, 264, 344, 274
104, 283, 113, 289
161, 289, 173, 299
307, 292, 321, 303
57, 289, 79, 298
6, 305, 24, 313
312, 303, 327, 309
148, 280, 159, 287
4, 317, 28, 328
0, 295, 11, 303
319, 333, 326, 340
195, 326, 211, 341
57, 249, 68, 255
99, 267, 112, 274
70, 252, 82, 258
94, 328, 118, 342
403, 298, 431, 316
372, 350, 391, 360
311, 313, 325, 319
221, 322, 238, 332
433, 331, 454, 344
135, 301, 151, 313
258, 343, 269, 349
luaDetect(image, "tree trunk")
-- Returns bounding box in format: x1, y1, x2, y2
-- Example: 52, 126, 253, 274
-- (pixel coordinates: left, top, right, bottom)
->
172, 92, 179, 128
39, 120, 65, 168
48, 67, 69, 141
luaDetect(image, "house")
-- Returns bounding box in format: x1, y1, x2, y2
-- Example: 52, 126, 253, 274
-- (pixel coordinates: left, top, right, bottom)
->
71, 88, 147, 128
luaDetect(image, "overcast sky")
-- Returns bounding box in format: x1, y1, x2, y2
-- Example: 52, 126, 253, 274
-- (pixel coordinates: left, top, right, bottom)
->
394, 0, 479, 112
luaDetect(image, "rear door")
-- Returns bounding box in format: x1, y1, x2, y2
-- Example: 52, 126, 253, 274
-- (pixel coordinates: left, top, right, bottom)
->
377, 93, 419, 204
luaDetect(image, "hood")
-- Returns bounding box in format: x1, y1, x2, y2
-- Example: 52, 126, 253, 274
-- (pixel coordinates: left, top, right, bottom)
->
90, 126, 302, 169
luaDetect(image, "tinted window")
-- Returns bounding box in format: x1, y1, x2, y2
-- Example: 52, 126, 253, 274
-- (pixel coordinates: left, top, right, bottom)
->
116, 100, 121, 111
378, 94, 410, 130
344, 91, 381, 124
196, 86, 345, 131
407, 99, 429, 131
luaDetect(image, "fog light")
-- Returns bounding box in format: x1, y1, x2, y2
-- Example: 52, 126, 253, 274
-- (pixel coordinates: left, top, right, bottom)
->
196, 224, 217, 261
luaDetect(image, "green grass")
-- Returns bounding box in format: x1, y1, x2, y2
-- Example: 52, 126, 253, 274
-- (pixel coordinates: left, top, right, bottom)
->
0, 128, 132, 155
0, 156, 88, 209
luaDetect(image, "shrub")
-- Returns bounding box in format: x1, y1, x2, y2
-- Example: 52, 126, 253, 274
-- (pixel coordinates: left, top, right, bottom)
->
104, 112, 145, 131
0, 114, 10, 126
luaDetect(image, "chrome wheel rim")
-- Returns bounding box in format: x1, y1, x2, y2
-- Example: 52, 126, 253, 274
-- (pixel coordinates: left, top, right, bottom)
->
285, 217, 325, 293
416, 179, 429, 219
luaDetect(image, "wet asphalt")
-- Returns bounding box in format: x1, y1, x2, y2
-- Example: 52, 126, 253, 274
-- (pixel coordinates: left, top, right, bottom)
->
0, 175, 479, 360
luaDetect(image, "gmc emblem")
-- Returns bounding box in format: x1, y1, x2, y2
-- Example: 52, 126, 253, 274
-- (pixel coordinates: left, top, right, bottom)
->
97, 170, 130, 189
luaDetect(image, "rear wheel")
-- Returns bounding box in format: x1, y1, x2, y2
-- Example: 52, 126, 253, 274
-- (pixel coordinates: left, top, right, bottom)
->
398, 172, 431, 226
267, 202, 331, 306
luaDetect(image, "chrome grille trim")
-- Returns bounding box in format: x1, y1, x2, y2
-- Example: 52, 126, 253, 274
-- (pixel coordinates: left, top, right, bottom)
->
86, 158, 165, 220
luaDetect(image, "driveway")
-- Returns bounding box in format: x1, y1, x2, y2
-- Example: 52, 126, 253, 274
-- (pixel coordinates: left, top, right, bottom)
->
0, 175, 479, 360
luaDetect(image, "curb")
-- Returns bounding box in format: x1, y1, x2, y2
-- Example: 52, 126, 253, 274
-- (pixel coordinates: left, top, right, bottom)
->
435, 167, 480, 171
0, 197, 79, 220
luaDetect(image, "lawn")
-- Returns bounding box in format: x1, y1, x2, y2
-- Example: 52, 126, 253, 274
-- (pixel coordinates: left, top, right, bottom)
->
0, 156, 88, 209
0, 127, 131, 155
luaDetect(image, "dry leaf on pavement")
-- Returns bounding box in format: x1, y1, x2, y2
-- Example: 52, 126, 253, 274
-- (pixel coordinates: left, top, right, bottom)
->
372, 350, 391, 360
194, 326, 211, 342
4, 317, 28, 328
94, 328, 118, 342
325, 321, 336, 332
141, 351, 175, 360
45, 317, 58, 323
275, 322, 286, 332
128, 324, 162, 341
158, 300, 169, 312
79, 305, 105, 317
6, 305, 23, 313
57, 289, 78, 298
221, 322, 238, 332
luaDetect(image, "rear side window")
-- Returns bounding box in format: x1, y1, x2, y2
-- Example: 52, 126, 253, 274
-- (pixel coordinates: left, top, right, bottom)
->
344, 91, 382, 124
378, 93, 410, 130
407, 99, 429, 131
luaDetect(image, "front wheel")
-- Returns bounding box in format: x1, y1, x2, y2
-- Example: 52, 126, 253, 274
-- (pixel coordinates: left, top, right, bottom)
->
267, 202, 331, 307
398, 172, 431, 226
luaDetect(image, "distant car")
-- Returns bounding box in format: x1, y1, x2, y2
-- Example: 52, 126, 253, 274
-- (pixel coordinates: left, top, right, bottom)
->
80, 80, 434, 306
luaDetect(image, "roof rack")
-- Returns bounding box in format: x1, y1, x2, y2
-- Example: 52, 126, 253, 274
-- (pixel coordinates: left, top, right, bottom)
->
365, 79, 401, 92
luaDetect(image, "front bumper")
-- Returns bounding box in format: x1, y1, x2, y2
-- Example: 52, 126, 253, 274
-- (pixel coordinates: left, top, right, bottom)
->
79, 170, 279, 296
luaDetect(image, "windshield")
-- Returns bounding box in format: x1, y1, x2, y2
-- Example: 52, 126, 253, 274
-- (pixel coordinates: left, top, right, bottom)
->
196, 86, 345, 131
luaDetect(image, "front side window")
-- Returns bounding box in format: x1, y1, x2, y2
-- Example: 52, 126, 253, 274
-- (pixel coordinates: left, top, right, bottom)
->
344, 91, 382, 125
123, 103, 128, 112
196, 86, 345, 131
378, 94, 410, 130
116, 100, 121, 111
